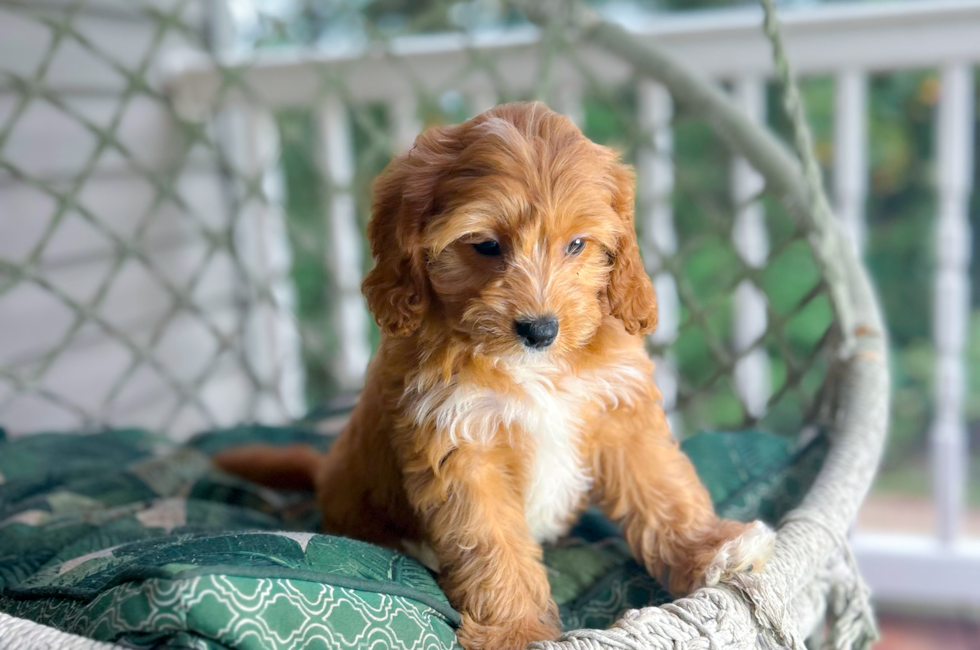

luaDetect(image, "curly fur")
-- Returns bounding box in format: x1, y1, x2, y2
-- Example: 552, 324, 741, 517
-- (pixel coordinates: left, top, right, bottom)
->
214, 102, 773, 650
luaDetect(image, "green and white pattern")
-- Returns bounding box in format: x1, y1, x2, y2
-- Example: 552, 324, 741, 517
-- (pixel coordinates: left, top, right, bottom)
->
0, 423, 824, 649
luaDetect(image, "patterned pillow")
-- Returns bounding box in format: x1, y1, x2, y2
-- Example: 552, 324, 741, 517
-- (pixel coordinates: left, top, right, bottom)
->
0, 424, 825, 649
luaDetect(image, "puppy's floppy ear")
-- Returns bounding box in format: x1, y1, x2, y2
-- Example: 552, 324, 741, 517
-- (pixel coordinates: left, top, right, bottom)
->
361, 125, 458, 336
604, 156, 658, 336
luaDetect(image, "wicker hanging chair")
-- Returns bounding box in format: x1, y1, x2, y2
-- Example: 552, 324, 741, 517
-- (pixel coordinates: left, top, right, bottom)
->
0, 1, 886, 649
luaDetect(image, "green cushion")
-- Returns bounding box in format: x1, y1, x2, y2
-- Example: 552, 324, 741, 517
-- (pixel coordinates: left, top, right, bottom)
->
0, 422, 826, 649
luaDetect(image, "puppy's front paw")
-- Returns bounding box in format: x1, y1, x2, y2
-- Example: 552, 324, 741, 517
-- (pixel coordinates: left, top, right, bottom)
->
699, 520, 775, 588
456, 613, 560, 650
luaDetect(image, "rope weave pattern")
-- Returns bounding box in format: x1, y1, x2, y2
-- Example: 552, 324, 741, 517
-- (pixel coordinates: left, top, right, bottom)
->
758, 0, 857, 353
0, 613, 124, 650
0, 0, 837, 440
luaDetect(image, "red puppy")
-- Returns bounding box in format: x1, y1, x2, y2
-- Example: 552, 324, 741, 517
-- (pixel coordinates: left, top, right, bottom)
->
215, 101, 774, 650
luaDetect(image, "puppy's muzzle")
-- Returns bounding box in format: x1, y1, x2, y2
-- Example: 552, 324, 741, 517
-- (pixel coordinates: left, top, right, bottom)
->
515, 316, 559, 350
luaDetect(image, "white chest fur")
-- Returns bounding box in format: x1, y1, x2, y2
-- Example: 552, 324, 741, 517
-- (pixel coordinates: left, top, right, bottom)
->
411, 357, 648, 543
517, 378, 591, 542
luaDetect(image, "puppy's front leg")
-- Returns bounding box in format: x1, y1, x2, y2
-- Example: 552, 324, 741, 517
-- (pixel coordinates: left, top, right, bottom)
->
402, 442, 560, 650
591, 401, 775, 595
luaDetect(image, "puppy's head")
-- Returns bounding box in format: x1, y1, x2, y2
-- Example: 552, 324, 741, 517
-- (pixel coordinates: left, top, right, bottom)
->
362, 101, 656, 358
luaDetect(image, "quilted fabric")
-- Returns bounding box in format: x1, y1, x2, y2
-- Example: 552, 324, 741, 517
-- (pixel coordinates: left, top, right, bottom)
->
0, 424, 826, 649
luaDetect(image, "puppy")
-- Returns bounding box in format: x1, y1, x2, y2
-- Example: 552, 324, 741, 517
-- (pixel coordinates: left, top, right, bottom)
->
214, 102, 774, 650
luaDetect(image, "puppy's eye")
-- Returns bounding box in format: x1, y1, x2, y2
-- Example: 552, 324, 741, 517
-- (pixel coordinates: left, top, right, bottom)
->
472, 240, 502, 256
566, 238, 586, 256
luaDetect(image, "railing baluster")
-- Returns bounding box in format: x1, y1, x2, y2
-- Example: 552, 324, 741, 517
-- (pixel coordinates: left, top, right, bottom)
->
637, 81, 682, 432
731, 76, 771, 420
834, 69, 869, 254
389, 97, 422, 155
552, 84, 585, 128
316, 97, 372, 391
220, 106, 307, 423
932, 63, 975, 544
470, 88, 499, 116
249, 108, 308, 420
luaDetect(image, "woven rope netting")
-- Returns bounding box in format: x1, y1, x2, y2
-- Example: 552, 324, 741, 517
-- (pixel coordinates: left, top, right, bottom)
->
1, 0, 845, 444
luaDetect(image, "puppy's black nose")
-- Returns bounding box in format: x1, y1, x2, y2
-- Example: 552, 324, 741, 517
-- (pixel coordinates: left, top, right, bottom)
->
515, 316, 559, 349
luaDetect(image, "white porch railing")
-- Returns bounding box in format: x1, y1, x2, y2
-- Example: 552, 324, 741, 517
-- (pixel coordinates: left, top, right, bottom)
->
163, 0, 980, 608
